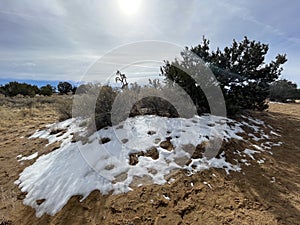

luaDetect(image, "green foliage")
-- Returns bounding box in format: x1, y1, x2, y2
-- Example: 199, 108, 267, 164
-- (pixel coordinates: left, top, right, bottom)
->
0, 82, 57, 97
0, 81, 39, 97
0, 85, 5, 96
57, 82, 73, 94
270, 79, 299, 102
39, 84, 54, 96
72, 86, 77, 94
94, 85, 117, 130
130, 96, 178, 118
161, 36, 287, 115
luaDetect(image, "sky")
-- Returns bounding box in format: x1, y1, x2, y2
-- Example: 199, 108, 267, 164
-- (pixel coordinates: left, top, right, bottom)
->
0, 0, 299, 85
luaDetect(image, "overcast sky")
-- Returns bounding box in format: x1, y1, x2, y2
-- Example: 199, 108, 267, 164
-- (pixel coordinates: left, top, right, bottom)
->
0, 0, 299, 85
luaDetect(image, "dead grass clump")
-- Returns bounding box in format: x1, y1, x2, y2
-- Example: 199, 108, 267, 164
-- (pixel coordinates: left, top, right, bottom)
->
35, 96, 56, 105
55, 96, 73, 121
0, 95, 58, 111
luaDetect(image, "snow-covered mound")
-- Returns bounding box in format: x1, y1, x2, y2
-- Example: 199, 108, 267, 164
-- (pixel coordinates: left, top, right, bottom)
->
15, 115, 281, 217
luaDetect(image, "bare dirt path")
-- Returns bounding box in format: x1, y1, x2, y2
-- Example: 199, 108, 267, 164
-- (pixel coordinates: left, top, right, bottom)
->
0, 102, 299, 225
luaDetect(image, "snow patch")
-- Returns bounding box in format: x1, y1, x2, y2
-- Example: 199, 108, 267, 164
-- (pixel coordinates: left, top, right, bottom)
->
15, 114, 281, 217
18, 152, 38, 161
244, 149, 260, 160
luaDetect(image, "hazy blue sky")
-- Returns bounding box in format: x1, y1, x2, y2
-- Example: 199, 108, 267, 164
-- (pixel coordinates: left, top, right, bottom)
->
0, 0, 299, 85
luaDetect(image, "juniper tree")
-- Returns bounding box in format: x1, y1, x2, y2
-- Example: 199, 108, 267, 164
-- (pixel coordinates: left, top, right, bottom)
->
57, 82, 73, 95
161, 36, 287, 115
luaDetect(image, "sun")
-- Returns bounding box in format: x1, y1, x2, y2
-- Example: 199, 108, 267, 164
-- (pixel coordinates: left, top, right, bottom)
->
118, 0, 142, 16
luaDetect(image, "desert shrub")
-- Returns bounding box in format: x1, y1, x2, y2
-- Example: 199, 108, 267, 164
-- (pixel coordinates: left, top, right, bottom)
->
71, 84, 118, 131
75, 84, 90, 95
269, 79, 299, 102
56, 96, 73, 121
0, 85, 5, 96
72, 94, 96, 118
130, 96, 179, 118
0, 93, 7, 106
39, 84, 54, 96
35, 96, 56, 104
0, 96, 35, 108
94, 85, 117, 130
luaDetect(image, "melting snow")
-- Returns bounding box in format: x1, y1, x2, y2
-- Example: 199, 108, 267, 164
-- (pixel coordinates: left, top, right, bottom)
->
18, 152, 38, 161
243, 149, 260, 160
270, 131, 281, 137
15, 114, 281, 217
203, 181, 212, 189
163, 195, 171, 201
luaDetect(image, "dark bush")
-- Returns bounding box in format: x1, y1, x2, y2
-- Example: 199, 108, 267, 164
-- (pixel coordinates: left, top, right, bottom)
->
57, 82, 73, 94
94, 85, 117, 130
0, 81, 38, 97
269, 79, 299, 102
161, 36, 287, 116
129, 96, 179, 118
39, 84, 54, 96
56, 97, 73, 121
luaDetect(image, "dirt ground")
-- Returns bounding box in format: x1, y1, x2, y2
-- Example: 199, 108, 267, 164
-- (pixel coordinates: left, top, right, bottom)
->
0, 101, 299, 225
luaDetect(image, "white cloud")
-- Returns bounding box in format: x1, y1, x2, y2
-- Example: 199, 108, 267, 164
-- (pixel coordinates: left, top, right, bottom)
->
0, 0, 299, 85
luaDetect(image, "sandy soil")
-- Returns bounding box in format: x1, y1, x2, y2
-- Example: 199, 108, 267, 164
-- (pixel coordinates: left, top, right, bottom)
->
0, 102, 299, 225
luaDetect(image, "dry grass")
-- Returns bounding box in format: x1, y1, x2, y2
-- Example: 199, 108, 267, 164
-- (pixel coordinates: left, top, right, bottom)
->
0, 95, 73, 124
268, 102, 300, 119
55, 96, 73, 121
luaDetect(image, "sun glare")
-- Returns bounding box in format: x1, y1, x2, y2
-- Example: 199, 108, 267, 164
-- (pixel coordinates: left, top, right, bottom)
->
118, 0, 141, 16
